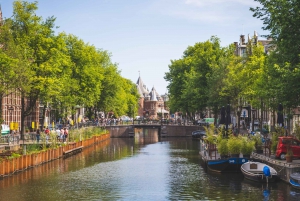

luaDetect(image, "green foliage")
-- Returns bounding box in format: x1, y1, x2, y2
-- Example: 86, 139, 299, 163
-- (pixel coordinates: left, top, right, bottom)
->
217, 138, 228, 156
8, 152, 21, 159
241, 137, 255, 155
204, 124, 217, 144
0, 1, 139, 130
26, 144, 41, 154
251, 0, 300, 66
271, 126, 285, 153
165, 36, 226, 117
227, 135, 242, 154
251, 1, 300, 109
69, 127, 107, 142
294, 124, 300, 140
252, 134, 263, 149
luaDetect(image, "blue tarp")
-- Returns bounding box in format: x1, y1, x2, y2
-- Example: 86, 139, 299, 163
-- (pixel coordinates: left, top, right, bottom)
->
263, 166, 271, 177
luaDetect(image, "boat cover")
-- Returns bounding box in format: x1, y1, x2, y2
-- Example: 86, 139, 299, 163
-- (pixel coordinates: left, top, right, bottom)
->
263, 166, 271, 177
290, 172, 300, 180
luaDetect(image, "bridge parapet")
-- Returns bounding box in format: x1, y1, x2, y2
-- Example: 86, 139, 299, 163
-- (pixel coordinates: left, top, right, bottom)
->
108, 125, 202, 138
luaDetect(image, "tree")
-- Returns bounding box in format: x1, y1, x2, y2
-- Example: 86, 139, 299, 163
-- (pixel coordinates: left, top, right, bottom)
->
251, 0, 300, 108
165, 36, 225, 119
251, 0, 300, 66
5, 1, 69, 136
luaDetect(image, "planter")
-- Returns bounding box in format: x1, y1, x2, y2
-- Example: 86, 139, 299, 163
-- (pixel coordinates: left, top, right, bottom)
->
255, 146, 263, 154
243, 154, 251, 158
220, 155, 228, 159
286, 155, 293, 163
254, 149, 263, 154
230, 154, 240, 158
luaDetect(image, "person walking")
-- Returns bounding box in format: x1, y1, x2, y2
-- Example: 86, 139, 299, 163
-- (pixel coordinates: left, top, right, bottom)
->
60, 128, 65, 142
64, 127, 69, 142
36, 129, 40, 143
55, 127, 61, 141
45, 127, 50, 143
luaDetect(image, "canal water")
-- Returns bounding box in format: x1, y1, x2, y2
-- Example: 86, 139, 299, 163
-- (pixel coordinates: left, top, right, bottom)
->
0, 129, 299, 201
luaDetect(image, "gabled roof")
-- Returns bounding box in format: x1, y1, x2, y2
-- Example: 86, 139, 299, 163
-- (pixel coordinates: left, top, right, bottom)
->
136, 76, 149, 97
150, 87, 159, 101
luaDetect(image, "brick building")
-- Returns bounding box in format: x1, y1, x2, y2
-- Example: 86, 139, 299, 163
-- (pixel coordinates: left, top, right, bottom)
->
136, 76, 169, 119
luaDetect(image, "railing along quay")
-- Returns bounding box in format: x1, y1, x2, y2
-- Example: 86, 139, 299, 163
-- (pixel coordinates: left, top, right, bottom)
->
0, 133, 110, 178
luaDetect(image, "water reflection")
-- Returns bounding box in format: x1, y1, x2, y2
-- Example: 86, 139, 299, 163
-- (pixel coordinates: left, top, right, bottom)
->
0, 129, 299, 201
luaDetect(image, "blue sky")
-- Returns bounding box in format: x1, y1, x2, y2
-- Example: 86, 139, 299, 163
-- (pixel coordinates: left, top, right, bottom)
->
0, 0, 267, 95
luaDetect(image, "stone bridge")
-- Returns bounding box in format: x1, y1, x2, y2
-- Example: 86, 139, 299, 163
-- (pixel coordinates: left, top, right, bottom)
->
108, 124, 202, 138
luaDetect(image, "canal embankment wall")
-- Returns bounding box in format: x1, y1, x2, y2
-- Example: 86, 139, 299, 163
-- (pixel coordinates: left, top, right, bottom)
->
0, 133, 110, 178
252, 153, 300, 183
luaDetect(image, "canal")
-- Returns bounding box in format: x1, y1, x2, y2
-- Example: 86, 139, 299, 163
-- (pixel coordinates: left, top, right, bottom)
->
0, 129, 299, 201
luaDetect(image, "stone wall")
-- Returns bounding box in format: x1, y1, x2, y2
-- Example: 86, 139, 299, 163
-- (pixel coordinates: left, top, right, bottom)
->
109, 126, 134, 138
108, 125, 203, 137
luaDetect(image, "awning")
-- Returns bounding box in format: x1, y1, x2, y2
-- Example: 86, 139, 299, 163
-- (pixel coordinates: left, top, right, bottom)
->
158, 109, 169, 114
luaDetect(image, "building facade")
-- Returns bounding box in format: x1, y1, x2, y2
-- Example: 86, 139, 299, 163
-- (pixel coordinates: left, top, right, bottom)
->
136, 76, 169, 120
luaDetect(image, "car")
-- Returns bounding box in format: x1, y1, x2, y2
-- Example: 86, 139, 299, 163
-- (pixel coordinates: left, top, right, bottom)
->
254, 128, 269, 135
276, 137, 300, 160
192, 130, 206, 139
1, 124, 10, 135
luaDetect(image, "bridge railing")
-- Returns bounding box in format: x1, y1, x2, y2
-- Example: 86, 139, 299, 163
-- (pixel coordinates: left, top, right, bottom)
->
106, 120, 197, 126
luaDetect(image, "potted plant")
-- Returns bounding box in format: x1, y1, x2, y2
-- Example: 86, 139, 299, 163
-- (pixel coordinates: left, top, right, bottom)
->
241, 137, 255, 158
252, 134, 263, 154
271, 126, 285, 154
217, 138, 228, 159
285, 143, 293, 163
227, 135, 242, 157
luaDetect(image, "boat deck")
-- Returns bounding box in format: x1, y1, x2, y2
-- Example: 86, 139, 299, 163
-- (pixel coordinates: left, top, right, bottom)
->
199, 139, 300, 183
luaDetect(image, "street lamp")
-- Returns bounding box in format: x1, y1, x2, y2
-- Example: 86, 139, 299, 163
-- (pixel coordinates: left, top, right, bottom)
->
252, 109, 256, 132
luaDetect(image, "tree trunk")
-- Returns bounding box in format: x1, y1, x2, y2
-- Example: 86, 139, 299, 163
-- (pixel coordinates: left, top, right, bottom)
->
237, 109, 241, 134
21, 96, 25, 140
0, 96, 3, 124
260, 98, 263, 132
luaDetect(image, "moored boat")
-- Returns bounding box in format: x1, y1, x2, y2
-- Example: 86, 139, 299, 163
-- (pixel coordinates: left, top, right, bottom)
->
192, 130, 206, 139
289, 172, 300, 189
207, 157, 248, 173
241, 162, 278, 183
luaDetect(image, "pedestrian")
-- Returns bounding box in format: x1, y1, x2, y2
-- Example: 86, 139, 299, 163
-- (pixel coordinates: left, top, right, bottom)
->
45, 127, 50, 143
60, 128, 65, 142
64, 127, 69, 142
55, 127, 61, 141
36, 129, 40, 143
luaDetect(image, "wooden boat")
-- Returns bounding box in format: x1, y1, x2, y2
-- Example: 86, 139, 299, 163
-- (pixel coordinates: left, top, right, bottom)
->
241, 162, 278, 183
207, 157, 248, 173
289, 172, 300, 189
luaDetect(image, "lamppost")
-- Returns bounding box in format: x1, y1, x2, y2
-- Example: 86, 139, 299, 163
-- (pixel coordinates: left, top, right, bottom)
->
252, 109, 256, 132
8, 106, 14, 134
248, 104, 251, 128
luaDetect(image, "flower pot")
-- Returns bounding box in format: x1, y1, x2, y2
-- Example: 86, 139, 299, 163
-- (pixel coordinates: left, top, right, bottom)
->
243, 154, 251, 158
230, 154, 239, 158
255, 149, 263, 154
255, 146, 263, 154
286, 155, 293, 163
